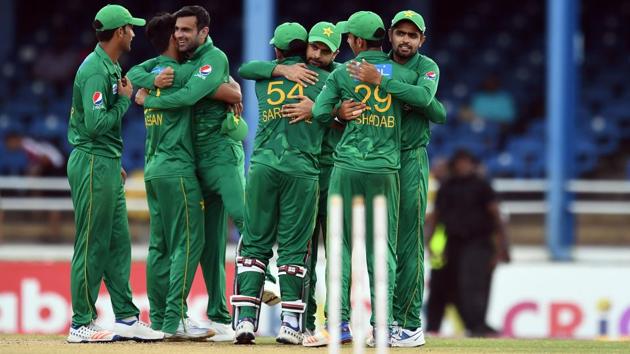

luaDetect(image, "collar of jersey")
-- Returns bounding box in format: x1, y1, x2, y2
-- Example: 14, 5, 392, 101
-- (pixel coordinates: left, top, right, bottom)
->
94, 44, 120, 74
190, 36, 214, 60
354, 49, 388, 62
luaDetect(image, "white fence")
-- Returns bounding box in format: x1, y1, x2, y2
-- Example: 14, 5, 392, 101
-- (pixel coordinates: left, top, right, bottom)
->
1, 177, 630, 215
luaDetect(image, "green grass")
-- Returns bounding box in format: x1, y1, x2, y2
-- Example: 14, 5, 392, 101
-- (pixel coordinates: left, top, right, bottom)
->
0, 335, 628, 354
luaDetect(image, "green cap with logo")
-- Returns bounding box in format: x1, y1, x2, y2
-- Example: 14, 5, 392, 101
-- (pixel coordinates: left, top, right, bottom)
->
308, 22, 341, 52
391, 10, 426, 33
95, 4, 146, 31
221, 112, 248, 141
269, 22, 308, 51
336, 11, 385, 41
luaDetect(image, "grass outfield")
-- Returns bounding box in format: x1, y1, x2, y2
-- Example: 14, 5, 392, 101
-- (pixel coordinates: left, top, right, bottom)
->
0, 335, 628, 353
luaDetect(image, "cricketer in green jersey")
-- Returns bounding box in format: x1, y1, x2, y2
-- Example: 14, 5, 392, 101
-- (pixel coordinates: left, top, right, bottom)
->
66, 4, 163, 344
128, 13, 211, 340
312, 10, 425, 334
346, 10, 446, 347
133, 6, 256, 341
232, 22, 331, 346
239, 22, 353, 342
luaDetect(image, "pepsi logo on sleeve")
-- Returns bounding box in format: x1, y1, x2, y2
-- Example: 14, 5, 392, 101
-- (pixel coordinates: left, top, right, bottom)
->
93, 91, 105, 110
195, 64, 212, 79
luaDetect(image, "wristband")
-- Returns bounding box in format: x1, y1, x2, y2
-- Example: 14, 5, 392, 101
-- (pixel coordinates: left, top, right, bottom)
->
333, 116, 347, 125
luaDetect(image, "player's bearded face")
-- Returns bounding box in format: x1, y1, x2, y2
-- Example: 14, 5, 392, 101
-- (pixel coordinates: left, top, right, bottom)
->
389, 22, 424, 59
306, 42, 337, 67
175, 16, 205, 53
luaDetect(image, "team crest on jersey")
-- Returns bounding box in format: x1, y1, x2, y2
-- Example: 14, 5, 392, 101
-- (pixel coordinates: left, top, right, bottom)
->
425, 71, 437, 81
92, 91, 104, 110
112, 83, 118, 95
150, 65, 164, 74
195, 64, 212, 79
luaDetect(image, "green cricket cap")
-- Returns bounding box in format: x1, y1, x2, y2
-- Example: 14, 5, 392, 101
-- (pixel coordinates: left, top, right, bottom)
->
269, 22, 308, 51
221, 112, 248, 141
391, 10, 426, 33
336, 11, 385, 41
95, 4, 145, 31
308, 22, 341, 52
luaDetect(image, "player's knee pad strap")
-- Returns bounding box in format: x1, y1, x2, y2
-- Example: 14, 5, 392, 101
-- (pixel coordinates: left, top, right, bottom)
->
236, 256, 266, 274
230, 295, 262, 309
281, 300, 306, 314
278, 264, 307, 278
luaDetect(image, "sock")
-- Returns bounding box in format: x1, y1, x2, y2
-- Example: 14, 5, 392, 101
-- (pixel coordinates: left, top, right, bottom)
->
283, 312, 299, 328
117, 316, 138, 324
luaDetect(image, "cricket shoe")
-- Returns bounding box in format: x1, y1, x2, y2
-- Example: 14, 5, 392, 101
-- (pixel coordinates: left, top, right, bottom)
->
234, 318, 256, 344
276, 321, 303, 345
67, 321, 120, 343
302, 321, 353, 347
262, 279, 281, 306
302, 328, 328, 347
113, 316, 164, 342
366, 326, 395, 347
391, 326, 426, 347
164, 318, 214, 341
198, 319, 235, 342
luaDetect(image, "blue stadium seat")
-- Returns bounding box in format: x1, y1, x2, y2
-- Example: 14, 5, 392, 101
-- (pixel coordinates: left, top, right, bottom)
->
28, 113, 67, 140
0, 148, 28, 175
587, 116, 620, 155
574, 139, 598, 176
485, 152, 525, 178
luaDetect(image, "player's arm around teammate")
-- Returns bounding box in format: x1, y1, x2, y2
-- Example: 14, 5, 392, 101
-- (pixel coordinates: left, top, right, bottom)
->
130, 12, 211, 340
233, 22, 331, 346
239, 59, 319, 87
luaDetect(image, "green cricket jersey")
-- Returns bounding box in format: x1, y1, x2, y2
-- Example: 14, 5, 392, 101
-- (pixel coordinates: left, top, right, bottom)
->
128, 56, 196, 180
68, 44, 130, 158
312, 50, 419, 173
311, 61, 344, 167
248, 56, 330, 178
388, 52, 444, 150
238, 59, 342, 168
143, 37, 236, 153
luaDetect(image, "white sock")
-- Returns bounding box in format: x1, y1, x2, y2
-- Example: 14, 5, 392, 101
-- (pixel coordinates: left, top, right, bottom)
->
283, 313, 298, 328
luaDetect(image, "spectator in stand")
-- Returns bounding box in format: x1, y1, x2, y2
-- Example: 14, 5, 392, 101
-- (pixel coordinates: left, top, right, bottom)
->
425, 149, 510, 337
3, 131, 66, 242
4, 131, 66, 176
471, 74, 516, 124
467, 75, 517, 148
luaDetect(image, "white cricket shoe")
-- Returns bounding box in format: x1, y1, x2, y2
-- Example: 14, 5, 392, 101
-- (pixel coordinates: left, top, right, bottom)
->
391, 326, 426, 347
262, 279, 281, 306
164, 318, 214, 341
234, 318, 256, 344
198, 319, 235, 342
113, 316, 164, 342
67, 321, 120, 343
276, 322, 303, 345
367, 325, 396, 347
